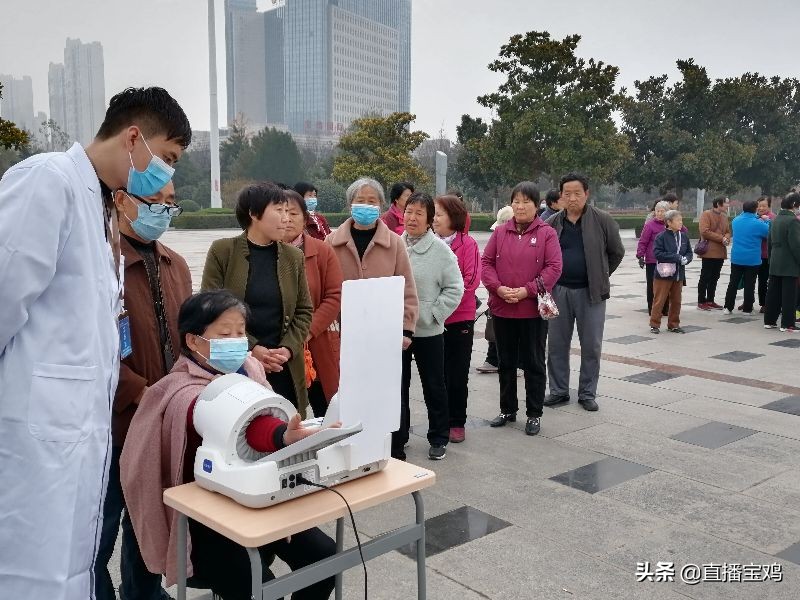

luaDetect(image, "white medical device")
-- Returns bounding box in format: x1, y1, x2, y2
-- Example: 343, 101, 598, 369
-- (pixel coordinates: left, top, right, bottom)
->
192, 276, 404, 508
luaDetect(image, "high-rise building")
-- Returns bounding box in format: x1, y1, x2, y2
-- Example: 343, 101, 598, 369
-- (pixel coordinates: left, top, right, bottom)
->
0, 74, 35, 133
227, 0, 411, 138
225, 0, 267, 129
48, 39, 106, 145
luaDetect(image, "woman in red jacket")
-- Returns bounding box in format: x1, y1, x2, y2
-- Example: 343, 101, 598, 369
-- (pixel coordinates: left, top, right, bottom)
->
433, 195, 481, 444
283, 190, 344, 417
481, 182, 563, 436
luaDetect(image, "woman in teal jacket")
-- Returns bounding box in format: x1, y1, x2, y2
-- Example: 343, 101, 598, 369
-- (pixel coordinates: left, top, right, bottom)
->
723, 200, 770, 314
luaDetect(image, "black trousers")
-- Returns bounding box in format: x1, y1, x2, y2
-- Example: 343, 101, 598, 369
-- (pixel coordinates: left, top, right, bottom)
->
493, 316, 548, 419
190, 520, 335, 600
698, 258, 725, 304
724, 264, 759, 312
394, 334, 450, 456
645, 263, 669, 315
485, 342, 498, 367
757, 257, 770, 306
267, 368, 297, 408
443, 321, 474, 428
307, 380, 327, 418
764, 275, 798, 329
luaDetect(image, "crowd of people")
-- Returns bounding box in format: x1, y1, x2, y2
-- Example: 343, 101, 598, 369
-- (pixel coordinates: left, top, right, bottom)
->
2, 85, 799, 600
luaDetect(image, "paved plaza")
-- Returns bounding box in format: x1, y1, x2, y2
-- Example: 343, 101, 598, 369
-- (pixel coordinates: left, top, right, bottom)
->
110, 227, 800, 599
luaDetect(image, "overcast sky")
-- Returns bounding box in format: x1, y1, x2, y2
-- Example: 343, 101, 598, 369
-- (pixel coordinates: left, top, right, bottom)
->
1, 0, 798, 140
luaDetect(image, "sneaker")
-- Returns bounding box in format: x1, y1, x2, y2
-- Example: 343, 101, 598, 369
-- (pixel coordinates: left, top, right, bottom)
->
650, 326, 660, 334
489, 413, 516, 427
525, 418, 541, 436
697, 303, 712, 311
428, 445, 447, 460
476, 361, 498, 374
449, 427, 465, 443
708, 302, 724, 310
668, 327, 686, 333
764, 323, 778, 329
722, 308, 732, 315
779, 327, 799, 333
737, 304, 744, 311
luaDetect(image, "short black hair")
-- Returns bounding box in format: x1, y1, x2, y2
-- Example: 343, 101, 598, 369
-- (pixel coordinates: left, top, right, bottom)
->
284, 189, 309, 223
544, 189, 561, 208
662, 192, 679, 204
742, 200, 758, 213
712, 197, 728, 209
235, 182, 287, 229
511, 181, 540, 203
446, 188, 464, 201
405, 191, 435, 226
294, 181, 317, 196
559, 172, 589, 193
782, 193, 800, 210
95, 87, 191, 148
178, 290, 249, 354
390, 182, 415, 203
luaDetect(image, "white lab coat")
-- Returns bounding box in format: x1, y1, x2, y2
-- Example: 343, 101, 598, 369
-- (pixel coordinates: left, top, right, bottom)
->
0, 143, 120, 600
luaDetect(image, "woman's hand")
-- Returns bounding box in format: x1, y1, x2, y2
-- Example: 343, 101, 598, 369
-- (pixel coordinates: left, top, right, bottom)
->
252, 345, 284, 373
497, 286, 517, 303
402, 336, 413, 350
272, 347, 291, 364
509, 287, 528, 301
282, 413, 342, 445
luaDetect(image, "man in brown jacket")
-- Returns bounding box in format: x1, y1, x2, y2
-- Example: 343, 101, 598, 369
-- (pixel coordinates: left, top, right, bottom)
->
95, 181, 192, 600
697, 197, 731, 310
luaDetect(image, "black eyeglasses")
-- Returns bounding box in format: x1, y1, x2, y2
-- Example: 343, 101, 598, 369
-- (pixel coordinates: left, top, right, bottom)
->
126, 192, 183, 217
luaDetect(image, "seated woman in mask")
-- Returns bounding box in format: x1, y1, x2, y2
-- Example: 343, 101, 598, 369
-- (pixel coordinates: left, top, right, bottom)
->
120, 290, 336, 600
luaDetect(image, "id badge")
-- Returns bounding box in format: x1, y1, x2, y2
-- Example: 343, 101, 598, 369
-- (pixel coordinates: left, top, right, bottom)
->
118, 312, 133, 359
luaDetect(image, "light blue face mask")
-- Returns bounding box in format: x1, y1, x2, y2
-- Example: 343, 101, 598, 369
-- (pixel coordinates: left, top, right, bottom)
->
200, 336, 249, 374
305, 198, 318, 212
351, 203, 380, 226
125, 194, 172, 242
127, 133, 175, 197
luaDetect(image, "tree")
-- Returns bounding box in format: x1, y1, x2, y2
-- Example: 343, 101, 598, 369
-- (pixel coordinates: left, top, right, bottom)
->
619, 59, 756, 196
455, 114, 503, 192
220, 116, 249, 181
38, 119, 70, 152
475, 31, 630, 184
332, 112, 430, 189
0, 83, 28, 151
233, 127, 305, 186
315, 178, 347, 213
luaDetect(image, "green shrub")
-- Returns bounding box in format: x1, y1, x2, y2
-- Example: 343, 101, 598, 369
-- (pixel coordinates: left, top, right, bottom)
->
324, 213, 351, 227
200, 207, 234, 215
180, 199, 201, 213
172, 213, 240, 229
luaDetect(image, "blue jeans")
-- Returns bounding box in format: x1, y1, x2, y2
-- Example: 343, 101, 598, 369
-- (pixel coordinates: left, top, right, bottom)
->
95, 445, 168, 600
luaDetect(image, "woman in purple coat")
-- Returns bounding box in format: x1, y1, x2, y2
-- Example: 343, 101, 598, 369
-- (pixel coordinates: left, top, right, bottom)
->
637, 200, 670, 314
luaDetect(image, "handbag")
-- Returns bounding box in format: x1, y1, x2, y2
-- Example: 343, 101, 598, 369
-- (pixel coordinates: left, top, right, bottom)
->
484, 311, 496, 343
656, 262, 677, 278
695, 239, 709, 256
536, 277, 559, 320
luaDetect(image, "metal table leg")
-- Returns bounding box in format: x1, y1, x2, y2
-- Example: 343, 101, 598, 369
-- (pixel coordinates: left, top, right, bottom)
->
247, 547, 263, 600
334, 517, 345, 600
413, 491, 426, 600
176, 514, 187, 600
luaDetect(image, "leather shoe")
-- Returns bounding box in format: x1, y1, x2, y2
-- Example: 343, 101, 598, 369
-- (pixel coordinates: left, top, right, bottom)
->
543, 394, 570, 407
489, 413, 516, 427
525, 417, 541, 436
578, 398, 599, 411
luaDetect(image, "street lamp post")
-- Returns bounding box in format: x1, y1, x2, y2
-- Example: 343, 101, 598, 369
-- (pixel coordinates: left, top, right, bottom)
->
208, 0, 222, 208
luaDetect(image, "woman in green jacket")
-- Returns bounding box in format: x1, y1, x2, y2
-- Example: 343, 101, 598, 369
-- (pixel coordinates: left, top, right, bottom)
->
201, 182, 313, 415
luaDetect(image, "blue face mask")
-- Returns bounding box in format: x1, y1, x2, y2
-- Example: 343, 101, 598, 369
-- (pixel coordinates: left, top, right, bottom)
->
200, 336, 249, 374
127, 133, 175, 197
306, 198, 318, 212
351, 203, 380, 227
125, 194, 172, 241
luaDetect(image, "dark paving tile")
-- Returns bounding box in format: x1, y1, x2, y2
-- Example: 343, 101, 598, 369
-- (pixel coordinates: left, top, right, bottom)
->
410, 416, 491, 437
720, 317, 754, 324
396, 505, 511, 558
605, 314, 621, 320
678, 325, 710, 333
622, 370, 682, 385
549, 457, 654, 494
671, 421, 757, 449
635, 308, 650, 314
776, 542, 800, 566
711, 351, 765, 362
761, 396, 800, 417
606, 335, 654, 344
770, 338, 800, 349
613, 294, 640, 299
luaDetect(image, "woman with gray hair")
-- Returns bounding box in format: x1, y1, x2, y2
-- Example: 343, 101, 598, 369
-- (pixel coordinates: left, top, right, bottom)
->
326, 178, 419, 460
637, 200, 671, 314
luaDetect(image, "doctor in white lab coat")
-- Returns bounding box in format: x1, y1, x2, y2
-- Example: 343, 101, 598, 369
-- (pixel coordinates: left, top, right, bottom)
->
0, 86, 191, 600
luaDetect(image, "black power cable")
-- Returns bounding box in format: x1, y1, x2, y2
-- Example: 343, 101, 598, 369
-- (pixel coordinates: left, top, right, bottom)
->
296, 476, 368, 599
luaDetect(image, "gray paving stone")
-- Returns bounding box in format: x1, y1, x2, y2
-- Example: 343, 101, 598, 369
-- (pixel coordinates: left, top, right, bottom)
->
666, 397, 800, 440
776, 542, 800, 566
741, 470, 800, 513
720, 433, 800, 470
769, 338, 800, 348
653, 375, 784, 407
711, 351, 765, 362
550, 456, 654, 493
622, 370, 682, 384
761, 396, 800, 416
607, 334, 655, 344
670, 422, 757, 449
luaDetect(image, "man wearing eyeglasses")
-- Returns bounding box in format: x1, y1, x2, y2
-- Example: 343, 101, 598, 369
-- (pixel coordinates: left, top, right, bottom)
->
94, 180, 192, 600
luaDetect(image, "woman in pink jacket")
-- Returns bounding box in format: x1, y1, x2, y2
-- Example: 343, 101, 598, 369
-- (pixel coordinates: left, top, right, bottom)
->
481, 182, 563, 436
433, 195, 481, 444
636, 200, 670, 314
